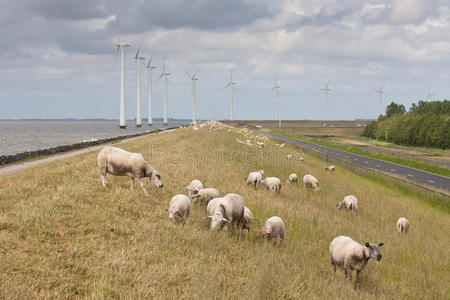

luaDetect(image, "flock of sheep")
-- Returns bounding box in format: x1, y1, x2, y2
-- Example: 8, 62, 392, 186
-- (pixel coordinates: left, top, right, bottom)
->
96, 121, 411, 290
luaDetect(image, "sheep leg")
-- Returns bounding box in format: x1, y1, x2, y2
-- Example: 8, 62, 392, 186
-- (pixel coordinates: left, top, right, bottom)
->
344, 269, 348, 279
332, 264, 336, 276
130, 177, 134, 190
348, 268, 353, 281
355, 270, 361, 290
101, 173, 108, 187
237, 222, 243, 241
136, 178, 150, 196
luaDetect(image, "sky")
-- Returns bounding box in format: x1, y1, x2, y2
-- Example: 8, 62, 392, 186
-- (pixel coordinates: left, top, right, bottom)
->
1, 0, 449, 121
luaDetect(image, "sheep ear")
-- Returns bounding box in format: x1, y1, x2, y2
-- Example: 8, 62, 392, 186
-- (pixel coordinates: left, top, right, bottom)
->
204, 216, 212, 219
378, 243, 384, 247
365, 242, 370, 247
222, 218, 229, 223
164, 209, 168, 212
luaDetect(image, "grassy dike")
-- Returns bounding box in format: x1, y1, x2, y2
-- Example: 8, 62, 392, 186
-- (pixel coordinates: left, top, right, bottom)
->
0, 125, 448, 298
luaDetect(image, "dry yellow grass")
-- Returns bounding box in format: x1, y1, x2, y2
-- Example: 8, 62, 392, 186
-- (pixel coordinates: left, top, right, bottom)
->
0, 125, 448, 299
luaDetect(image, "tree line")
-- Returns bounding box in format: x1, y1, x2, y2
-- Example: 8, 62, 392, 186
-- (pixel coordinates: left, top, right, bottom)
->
363, 100, 450, 149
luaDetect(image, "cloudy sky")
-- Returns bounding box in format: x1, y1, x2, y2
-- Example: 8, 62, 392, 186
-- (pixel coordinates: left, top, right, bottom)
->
1, 0, 449, 120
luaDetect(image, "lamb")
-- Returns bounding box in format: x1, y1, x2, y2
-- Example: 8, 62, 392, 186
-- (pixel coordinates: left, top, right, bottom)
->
256, 141, 265, 149
262, 177, 282, 194
336, 195, 358, 213
205, 193, 245, 239
246, 170, 265, 188
303, 174, 320, 192
191, 187, 220, 205
329, 236, 384, 289
97, 146, 163, 195
167, 194, 191, 223
186, 179, 204, 199
259, 216, 285, 245
325, 165, 335, 171
243, 206, 256, 235
286, 154, 293, 160
397, 217, 410, 233
286, 173, 299, 184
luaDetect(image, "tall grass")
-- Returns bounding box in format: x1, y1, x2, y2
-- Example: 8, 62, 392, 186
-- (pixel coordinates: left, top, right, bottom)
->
0, 126, 448, 298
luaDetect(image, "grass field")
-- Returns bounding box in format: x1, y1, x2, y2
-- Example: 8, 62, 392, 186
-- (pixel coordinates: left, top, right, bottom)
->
0, 124, 448, 298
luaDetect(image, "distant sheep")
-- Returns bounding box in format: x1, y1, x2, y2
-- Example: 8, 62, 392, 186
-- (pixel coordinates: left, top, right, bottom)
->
276, 143, 286, 147
303, 174, 320, 192
256, 141, 265, 149
286, 173, 299, 184
329, 236, 384, 289
259, 216, 285, 245
262, 177, 282, 194
97, 146, 163, 195
191, 187, 220, 205
397, 217, 410, 233
186, 179, 204, 199
246, 170, 265, 188
336, 195, 358, 213
167, 194, 191, 223
286, 154, 293, 160
325, 165, 335, 171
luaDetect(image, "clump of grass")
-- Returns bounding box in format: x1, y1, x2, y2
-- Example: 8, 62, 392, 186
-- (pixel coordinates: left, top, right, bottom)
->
0, 125, 448, 298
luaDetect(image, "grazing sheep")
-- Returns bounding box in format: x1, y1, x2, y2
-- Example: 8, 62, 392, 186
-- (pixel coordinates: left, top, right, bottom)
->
397, 217, 410, 233
259, 216, 285, 245
329, 236, 384, 289
325, 165, 335, 171
276, 143, 286, 147
336, 195, 358, 213
206, 193, 245, 239
303, 174, 320, 192
236, 138, 246, 145
243, 206, 256, 235
286, 154, 293, 160
167, 194, 191, 223
186, 179, 204, 199
97, 146, 163, 195
256, 141, 265, 149
262, 177, 282, 194
191, 187, 220, 205
246, 170, 265, 188
286, 173, 299, 184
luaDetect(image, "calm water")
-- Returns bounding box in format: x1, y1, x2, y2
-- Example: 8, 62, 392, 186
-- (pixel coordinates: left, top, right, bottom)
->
0, 120, 189, 156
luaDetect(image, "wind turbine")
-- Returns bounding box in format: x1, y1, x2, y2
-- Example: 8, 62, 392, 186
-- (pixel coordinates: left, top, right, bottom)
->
320, 79, 331, 121
426, 84, 436, 101
271, 73, 281, 128
134, 43, 145, 127
158, 55, 170, 125
145, 54, 156, 126
224, 69, 236, 121
116, 37, 130, 128
373, 84, 384, 116
187, 68, 200, 124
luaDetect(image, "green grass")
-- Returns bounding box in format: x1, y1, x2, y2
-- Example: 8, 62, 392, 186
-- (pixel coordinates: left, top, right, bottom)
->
0, 124, 449, 298
272, 131, 450, 177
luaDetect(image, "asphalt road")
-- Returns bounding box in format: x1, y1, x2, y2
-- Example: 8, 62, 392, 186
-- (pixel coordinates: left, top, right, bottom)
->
252, 129, 450, 194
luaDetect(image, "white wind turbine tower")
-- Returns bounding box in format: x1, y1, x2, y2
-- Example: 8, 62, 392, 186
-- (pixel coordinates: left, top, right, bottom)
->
373, 84, 384, 116
158, 55, 170, 125
116, 37, 130, 128
145, 54, 156, 126
224, 68, 236, 121
320, 79, 331, 121
187, 68, 200, 124
271, 73, 281, 128
426, 84, 436, 101
134, 43, 145, 127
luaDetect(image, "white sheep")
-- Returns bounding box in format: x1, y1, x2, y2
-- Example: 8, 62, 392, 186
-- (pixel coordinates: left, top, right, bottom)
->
256, 141, 265, 149
276, 143, 286, 147
303, 174, 320, 192
186, 179, 204, 199
191, 187, 220, 205
243, 206, 256, 235
262, 177, 282, 194
325, 165, 335, 171
97, 146, 163, 195
286, 173, 299, 184
205, 193, 245, 239
167, 194, 191, 223
397, 217, 410, 233
286, 154, 293, 160
246, 170, 265, 188
259, 216, 285, 245
336, 195, 358, 213
329, 236, 384, 289
236, 138, 246, 145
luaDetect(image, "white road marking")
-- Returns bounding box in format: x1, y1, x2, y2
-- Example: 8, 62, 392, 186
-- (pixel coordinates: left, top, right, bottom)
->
390, 169, 396, 172
354, 158, 358, 161
407, 174, 413, 177
427, 180, 435, 184
345, 156, 349, 158
365, 161, 369, 164
376, 164, 381, 167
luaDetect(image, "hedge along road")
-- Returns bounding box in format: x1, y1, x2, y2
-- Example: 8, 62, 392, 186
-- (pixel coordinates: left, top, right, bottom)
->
250, 128, 450, 195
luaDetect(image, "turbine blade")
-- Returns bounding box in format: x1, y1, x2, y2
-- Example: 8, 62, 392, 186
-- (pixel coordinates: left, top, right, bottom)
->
193, 68, 200, 78
186, 71, 191, 79
224, 82, 231, 89
135, 41, 143, 58
275, 73, 278, 85
325, 79, 330, 89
